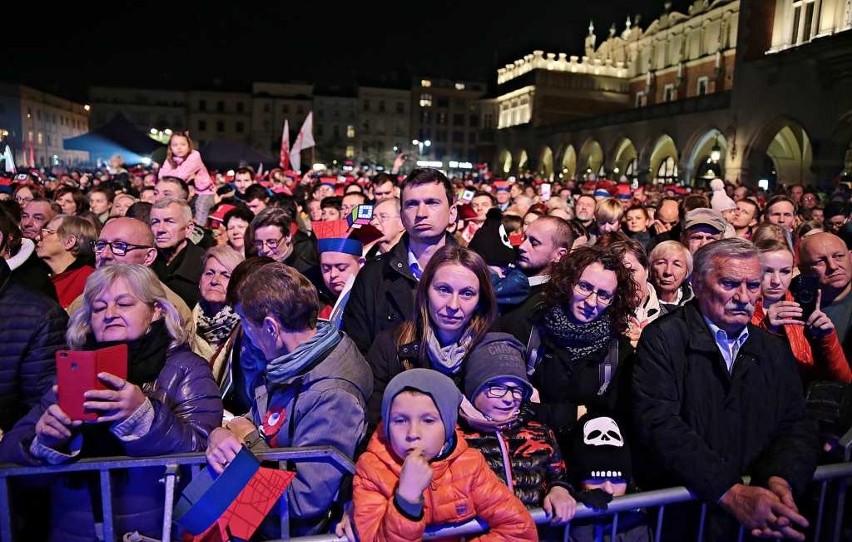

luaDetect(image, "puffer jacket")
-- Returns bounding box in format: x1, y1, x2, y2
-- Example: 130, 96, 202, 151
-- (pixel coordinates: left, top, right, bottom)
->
0, 345, 223, 542
461, 408, 570, 508
0, 259, 68, 432
353, 426, 537, 542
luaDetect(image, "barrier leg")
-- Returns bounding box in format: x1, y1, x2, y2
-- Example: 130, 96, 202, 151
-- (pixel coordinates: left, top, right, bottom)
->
0, 477, 11, 542
161, 464, 179, 542
100, 469, 115, 542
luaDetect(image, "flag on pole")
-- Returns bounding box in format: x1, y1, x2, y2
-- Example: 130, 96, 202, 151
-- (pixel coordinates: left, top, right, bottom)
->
2, 145, 16, 174
279, 120, 290, 170
290, 112, 315, 173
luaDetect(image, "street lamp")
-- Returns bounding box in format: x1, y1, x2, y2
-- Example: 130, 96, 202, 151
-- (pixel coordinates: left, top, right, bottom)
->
412, 139, 431, 157
710, 139, 722, 162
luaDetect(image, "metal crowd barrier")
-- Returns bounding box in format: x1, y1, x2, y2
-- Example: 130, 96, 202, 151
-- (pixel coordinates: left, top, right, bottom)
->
1, 444, 850, 542
0, 446, 355, 542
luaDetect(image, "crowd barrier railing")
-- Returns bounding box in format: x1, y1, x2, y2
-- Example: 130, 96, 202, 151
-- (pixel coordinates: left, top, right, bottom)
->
0, 446, 849, 542
0, 446, 354, 542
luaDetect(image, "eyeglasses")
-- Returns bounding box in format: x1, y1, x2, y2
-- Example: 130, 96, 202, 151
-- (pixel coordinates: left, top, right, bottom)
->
40, 228, 57, 238
372, 213, 399, 223
16, 196, 34, 205
254, 236, 285, 251
485, 384, 527, 401
574, 280, 615, 306
91, 240, 152, 256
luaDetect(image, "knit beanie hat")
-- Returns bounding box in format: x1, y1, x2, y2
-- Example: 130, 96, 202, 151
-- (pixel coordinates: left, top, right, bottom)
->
710, 179, 736, 213
382, 369, 462, 443
467, 207, 516, 267
566, 413, 633, 485
463, 333, 532, 402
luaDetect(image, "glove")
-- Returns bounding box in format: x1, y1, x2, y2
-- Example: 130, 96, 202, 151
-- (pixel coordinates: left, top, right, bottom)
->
573, 488, 613, 511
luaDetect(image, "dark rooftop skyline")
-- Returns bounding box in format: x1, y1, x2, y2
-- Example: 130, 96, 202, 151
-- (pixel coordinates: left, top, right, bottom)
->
10, 0, 693, 102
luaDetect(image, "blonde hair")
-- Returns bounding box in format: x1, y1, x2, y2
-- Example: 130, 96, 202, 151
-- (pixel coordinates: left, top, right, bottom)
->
55, 214, 99, 257
595, 197, 624, 224
67, 264, 188, 348
202, 244, 245, 273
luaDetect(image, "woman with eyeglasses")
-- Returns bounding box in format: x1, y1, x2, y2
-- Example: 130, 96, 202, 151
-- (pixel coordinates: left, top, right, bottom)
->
36, 215, 98, 309
528, 244, 639, 450
364, 244, 498, 431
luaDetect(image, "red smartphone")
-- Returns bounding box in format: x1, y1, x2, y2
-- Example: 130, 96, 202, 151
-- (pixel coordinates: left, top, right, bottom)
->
56, 344, 128, 421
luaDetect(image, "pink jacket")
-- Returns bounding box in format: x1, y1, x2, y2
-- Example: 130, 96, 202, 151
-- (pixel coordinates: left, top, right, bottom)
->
159, 150, 214, 195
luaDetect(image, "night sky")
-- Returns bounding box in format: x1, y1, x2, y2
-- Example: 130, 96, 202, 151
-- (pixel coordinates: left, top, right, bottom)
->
10, 0, 692, 101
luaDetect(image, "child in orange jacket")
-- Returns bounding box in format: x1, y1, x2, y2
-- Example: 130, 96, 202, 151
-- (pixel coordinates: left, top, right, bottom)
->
352, 368, 538, 541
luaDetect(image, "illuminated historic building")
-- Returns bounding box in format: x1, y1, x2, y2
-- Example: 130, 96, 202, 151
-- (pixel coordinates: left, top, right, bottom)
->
488, 0, 852, 189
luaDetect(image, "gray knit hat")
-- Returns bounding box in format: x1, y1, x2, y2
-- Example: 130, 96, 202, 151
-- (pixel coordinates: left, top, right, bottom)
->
464, 332, 532, 402
382, 369, 463, 443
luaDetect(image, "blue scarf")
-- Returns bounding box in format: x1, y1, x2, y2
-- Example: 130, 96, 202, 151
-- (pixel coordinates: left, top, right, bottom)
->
265, 320, 342, 385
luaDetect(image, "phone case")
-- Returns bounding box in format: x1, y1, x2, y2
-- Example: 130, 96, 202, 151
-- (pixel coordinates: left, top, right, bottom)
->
56, 344, 129, 421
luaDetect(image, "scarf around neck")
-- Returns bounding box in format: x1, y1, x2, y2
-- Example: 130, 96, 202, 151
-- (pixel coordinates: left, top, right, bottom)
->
425, 325, 475, 375
84, 319, 172, 385
542, 305, 612, 360
196, 302, 240, 345
265, 320, 342, 385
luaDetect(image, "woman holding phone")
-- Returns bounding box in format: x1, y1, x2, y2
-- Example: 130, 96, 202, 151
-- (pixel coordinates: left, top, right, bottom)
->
0, 264, 223, 541
752, 239, 850, 383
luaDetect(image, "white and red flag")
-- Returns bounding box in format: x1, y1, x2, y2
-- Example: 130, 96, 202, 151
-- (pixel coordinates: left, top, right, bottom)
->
279, 120, 290, 170
290, 112, 315, 173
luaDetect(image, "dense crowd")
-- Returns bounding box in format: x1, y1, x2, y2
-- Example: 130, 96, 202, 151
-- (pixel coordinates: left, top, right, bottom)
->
0, 132, 850, 542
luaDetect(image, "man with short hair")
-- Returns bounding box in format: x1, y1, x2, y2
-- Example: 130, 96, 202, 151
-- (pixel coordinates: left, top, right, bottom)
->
343, 167, 457, 354
798, 231, 852, 358
681, 208, 726, 254
243, 184, 270, 215
497, 215, 572, 346
250, 207, 319, 282
20, 198, 57, 240
205, 263, 372, 537
154, 176, 190, 202
573, 194, 597, 229
632, 238, 820, 541
231, 166, 256, 202
340, 192, 367, 218
732, 198, 760, 239
370, 173, 396, 202
367, 197, 404, 258
150, 197, 204, 307
764, 195, 797, 233
67, 217, 194, 329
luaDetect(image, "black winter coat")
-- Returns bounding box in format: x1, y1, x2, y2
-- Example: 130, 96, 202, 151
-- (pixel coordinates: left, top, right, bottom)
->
343, 233, 456, 355
0, 260, 68, 432
631, 302, 819, 541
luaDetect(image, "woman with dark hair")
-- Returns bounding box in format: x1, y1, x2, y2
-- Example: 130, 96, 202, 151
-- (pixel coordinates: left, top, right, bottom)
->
365, 244, 498, 428
223, 206, 255, 256
528, 243, 639, 448
53, 186, 87, 216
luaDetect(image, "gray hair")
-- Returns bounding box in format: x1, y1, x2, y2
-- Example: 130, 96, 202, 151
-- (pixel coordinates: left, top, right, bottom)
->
67, 264, 188, 348
648, 240, 694, 277
691, 237, 759, 284
152, 197, 192, 224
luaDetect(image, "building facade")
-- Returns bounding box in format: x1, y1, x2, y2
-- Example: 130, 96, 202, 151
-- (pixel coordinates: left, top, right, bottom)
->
491, 0, 852, 189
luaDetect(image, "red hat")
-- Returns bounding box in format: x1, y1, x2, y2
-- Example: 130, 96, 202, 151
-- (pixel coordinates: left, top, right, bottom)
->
493, 180, 510, 192
208, 204, 236, 224
313, 219, 382, 256
615, 183, 632, 200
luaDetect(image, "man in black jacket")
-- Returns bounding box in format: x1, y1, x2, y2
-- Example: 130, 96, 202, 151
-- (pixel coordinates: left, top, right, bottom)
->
150, 198, 204, 308
343, 168, 457, 354
631, 237, 819, 541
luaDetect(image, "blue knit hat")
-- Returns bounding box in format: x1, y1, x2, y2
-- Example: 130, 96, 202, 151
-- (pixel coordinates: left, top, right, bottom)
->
382, 369, 462, 443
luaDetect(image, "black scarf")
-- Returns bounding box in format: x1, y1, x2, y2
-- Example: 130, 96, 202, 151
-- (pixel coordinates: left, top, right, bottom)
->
542, 305, 612, 360
83, 319, 171, 385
